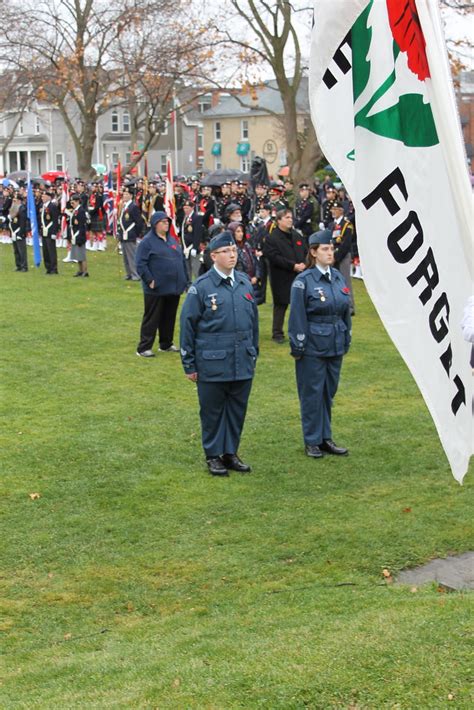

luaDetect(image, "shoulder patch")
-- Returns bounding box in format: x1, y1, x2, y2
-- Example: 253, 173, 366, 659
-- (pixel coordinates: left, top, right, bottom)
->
188, 285, 197, 295
292, 280, 305, 289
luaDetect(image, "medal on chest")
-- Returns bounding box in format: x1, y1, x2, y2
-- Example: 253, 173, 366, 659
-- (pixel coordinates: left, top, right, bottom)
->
317, 287, 326, 302
210, 295, 218, 311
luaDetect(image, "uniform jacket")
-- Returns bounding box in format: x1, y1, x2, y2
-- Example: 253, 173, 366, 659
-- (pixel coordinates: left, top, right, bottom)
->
180, 267, 259, 382
294, 197, 318, 236
181, 210, 205, 251
9, 204, 27, 240
328, 217, 354, 266
68, 205, 88, 246
41, 200, 60, 237
136, 231, 188, 297
263, 226, 307, 305
118, 200, 143, 242
288, 267, 351, 358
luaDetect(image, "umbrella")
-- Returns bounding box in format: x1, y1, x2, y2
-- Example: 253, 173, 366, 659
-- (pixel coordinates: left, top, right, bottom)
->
41, 170, 67, 182
278, 165, 290, 177
2, 178, 19, 188
201, 169, 249, 187
6, 171, 46, 185
92, 163, 107, 176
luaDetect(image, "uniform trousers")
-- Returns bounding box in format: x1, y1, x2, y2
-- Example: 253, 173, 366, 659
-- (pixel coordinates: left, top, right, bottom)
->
197, 379, 253, 457
42, 236, 58, 273
137, 294, 180, 352
13, 240, 28, 270
272, 303, 289, 339
295, 355, 343, 445
186, 254, 201, 282
335, 253, 354, 311
121, 241, 139, 279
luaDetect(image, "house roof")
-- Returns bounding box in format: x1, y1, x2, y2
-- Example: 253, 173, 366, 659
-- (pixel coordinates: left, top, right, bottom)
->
201, 78, 309, 119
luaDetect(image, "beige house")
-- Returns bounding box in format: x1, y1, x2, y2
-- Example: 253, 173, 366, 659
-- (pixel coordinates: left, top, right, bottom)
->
201, 79, 310, 176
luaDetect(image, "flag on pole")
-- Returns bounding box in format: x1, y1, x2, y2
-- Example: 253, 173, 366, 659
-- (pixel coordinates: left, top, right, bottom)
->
113, 160, 121, 238
309, 0, 473, 482
165, 153, 179, 242
60, 178, 69, 239
103, 166, 115, 232
26, 177, 41, 267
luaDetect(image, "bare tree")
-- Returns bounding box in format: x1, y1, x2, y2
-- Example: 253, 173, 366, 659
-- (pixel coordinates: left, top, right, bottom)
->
0, 0, 211, 178
210, 0, 321, 183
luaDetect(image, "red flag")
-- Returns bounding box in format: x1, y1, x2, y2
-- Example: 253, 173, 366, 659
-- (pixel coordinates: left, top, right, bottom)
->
60, 179, 69, 238
165, 154, 179, 242
113, 160, 121, 237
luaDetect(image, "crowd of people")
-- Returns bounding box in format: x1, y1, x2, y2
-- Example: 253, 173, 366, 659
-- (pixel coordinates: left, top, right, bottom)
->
1, 171, 360, 473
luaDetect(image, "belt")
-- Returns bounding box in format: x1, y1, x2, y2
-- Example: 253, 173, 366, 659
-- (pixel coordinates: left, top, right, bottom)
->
308, 316, 341, 323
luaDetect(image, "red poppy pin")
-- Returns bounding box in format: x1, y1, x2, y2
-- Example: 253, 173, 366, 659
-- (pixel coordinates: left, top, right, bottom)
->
244, 293, 253, 301
171, 244, 177, 250
296, 240, 302, 246
342, 286, 350, 294
386, 0, 430, 81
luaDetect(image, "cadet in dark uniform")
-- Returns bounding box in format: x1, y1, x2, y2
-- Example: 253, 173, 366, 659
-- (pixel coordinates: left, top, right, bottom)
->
68, 193, 89, 277
288, 229, 351, 458
118, 186, 143, 281
294, 182, 318, 238
9, 194, 28, 272
180, 231, 259, 476
40, 191, 60, 274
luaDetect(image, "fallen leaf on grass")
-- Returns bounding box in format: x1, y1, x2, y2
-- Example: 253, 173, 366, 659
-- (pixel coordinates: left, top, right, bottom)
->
382, 568, 393, 584
447, 693, 455, 701
172, 678, 180, 688
410, 586, 418, 593
402, 507, 412, 513
64, 633, 72, 640
29, 493, 41, 500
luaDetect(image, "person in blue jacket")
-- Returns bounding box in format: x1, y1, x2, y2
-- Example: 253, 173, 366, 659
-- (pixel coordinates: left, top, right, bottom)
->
288, 229, 351, 458
180, 230, 259, 476
136, 211, 188, 357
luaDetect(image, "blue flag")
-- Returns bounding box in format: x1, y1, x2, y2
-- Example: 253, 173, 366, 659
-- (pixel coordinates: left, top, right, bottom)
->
27, 178, 41, 267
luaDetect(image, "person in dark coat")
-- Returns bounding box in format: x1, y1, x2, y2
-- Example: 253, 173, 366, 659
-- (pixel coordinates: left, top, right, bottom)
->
294, 183, 319, 238
136, 211, 188, 357
180, 199, 206, 281
263, 209, 307, 343
180, 231, 259, 477
288, 229, 351, 458
40, 191, 60, 274
9, 194, 28, 272
68, 193, 89, 277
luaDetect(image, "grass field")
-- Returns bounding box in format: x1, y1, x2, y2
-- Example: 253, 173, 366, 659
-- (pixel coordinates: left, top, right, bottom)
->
1, 242, 473, 709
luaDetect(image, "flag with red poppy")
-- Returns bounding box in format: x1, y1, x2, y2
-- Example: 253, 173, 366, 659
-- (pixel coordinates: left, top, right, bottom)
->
165, 153, 179, 242
309, 0, 472, 482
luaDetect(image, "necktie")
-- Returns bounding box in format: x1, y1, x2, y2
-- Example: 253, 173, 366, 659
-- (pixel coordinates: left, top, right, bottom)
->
223, 276, 233, 287
322, 272, 331, 282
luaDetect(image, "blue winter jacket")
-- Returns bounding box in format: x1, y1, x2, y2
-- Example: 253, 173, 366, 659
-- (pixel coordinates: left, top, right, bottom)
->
136, 230, 188, 296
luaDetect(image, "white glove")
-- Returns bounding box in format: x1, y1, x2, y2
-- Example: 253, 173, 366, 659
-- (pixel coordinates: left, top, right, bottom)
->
190, 248, 197, 257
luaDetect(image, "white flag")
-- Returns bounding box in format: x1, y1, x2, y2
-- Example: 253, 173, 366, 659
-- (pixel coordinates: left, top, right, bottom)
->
309, 0, 473, 482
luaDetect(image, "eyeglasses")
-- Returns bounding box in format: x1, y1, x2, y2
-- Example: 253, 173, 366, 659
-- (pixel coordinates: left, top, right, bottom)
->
214, 247, 237, 255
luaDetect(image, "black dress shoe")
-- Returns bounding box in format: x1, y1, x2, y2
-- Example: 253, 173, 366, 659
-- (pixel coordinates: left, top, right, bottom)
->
320, 439, 349, 456
206, 457, 229, 476
222, 453, 251, 473
305, 444, 324, 458
272, 336, 285, 344
73, 271, 83, 277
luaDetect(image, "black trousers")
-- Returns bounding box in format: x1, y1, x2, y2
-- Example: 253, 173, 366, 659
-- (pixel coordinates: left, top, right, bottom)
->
13, 239, 28, 270
272, 303, 288, 338
42, 236, 58, 273
137, 293, 180, 352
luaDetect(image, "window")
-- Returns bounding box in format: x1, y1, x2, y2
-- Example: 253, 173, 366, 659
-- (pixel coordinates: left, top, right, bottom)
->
112, 152, 119, 168
197, 130, 203, 149
160, 154, 167, 173
125, 152, 131, 165
161, 119, 168, 136
111, 110, 119, 133
241, 120, 249, 140
214, 121, 221, 140
18, 119, 23, 136
122, 110, 130, 133
35, 116, 41, 135
240, 156, 250, 172
198, 93, 212, 113
214, 158, 222, 170
55, 153, 64, 171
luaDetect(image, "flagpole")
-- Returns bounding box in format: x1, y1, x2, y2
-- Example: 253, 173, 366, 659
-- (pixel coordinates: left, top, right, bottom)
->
173, 92, 179, 177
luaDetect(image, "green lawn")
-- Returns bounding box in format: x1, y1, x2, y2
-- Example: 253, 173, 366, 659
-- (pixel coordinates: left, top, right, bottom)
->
1, 243, 473, 709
